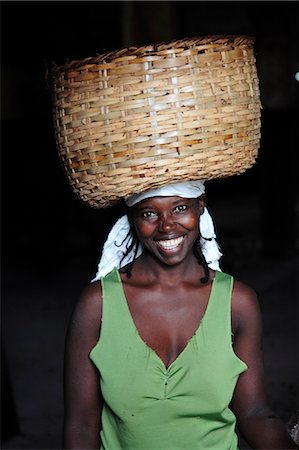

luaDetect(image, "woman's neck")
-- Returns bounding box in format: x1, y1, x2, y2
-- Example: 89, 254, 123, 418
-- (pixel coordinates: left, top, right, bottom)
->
132, 251, 204, 287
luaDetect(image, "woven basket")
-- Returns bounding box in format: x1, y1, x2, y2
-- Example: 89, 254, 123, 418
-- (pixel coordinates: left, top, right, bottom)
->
51, 35, 261, 208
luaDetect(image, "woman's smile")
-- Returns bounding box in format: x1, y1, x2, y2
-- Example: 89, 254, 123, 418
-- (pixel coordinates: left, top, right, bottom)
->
157, 236, 185, 251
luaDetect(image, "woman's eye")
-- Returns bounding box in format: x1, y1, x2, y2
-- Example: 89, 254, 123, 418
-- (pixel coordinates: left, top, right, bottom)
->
174, 205, 187, 212
142, 211, 157, 218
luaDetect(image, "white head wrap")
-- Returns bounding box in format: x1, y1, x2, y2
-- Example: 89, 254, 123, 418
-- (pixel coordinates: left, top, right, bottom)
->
92, 180, 222, 281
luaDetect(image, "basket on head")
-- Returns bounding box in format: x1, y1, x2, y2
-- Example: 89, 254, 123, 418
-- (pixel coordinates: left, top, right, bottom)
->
51, 35, 261, 208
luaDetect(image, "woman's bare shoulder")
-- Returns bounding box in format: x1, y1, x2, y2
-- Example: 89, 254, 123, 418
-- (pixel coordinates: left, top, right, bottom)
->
67, 280, 103, 340
230, 278, 262, 334
79, 280, 102, 307
231, 278, 258, 305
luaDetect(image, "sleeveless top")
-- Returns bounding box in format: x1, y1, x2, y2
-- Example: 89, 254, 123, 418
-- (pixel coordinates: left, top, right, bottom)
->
90, 268, 248, 450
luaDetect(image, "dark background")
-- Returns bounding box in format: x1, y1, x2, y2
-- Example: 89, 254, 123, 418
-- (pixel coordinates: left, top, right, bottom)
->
1, 1, 298, 448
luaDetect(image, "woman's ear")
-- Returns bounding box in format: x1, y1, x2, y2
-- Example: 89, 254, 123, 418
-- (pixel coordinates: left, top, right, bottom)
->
198, 194, 206, 215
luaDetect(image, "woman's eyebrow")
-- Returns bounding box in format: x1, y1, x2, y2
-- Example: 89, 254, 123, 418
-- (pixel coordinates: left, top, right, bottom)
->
172, 198, 190, 204
136, 198, 191, 210
135, 204, 155, 211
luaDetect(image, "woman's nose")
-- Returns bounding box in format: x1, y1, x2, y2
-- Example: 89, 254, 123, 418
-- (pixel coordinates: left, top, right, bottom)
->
158, 213, 176, 232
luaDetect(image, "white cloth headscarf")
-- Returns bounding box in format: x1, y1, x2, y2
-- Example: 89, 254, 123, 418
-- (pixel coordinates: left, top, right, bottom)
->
92, 181, 222, 281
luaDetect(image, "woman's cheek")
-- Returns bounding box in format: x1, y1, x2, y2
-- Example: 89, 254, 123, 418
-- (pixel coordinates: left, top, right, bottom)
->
181, 215, 198, 228
135, 220, 156, 238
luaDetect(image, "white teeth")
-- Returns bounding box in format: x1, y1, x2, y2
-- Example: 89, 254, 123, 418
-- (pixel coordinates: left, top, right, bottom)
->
158, 236, 184, 249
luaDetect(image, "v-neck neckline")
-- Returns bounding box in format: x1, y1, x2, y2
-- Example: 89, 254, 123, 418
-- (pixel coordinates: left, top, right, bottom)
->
115, 269, 218, 372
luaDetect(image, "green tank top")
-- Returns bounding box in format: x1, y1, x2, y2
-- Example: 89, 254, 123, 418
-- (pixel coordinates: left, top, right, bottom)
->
90, 268, 247, 450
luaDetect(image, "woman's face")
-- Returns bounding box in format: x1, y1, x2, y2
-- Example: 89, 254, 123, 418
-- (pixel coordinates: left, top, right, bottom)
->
131, 195, 205, 266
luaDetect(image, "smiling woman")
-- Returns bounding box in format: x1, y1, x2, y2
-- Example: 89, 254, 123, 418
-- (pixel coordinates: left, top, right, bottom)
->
57, 36, 297, 450
63, 181, 296, 450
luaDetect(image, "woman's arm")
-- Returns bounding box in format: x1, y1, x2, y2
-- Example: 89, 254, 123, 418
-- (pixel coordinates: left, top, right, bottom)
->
63, 281, 103, 449
230, 281, 297, 449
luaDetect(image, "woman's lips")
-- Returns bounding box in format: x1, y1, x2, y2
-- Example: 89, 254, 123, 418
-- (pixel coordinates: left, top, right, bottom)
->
157, 236, 184, 250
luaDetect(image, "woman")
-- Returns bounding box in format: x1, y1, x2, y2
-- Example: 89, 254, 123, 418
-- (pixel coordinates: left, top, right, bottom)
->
63, 181, 296, 450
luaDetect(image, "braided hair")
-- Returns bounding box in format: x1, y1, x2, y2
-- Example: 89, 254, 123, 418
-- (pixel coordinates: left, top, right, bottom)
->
118, 225, 139, 279
192, 236, 211, 284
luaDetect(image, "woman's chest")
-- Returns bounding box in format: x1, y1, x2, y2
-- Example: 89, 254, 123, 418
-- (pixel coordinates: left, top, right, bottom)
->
123, 285, 210, 369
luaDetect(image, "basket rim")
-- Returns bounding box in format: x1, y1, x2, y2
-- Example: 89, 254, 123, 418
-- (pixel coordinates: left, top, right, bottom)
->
51, 34, 256, 76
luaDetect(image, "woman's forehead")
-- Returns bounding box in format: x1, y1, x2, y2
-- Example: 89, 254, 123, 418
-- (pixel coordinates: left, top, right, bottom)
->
134, 196, 198, 208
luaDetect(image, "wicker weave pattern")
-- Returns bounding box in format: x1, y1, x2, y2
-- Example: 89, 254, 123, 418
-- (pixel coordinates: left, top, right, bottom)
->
52, 36, 261, 208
